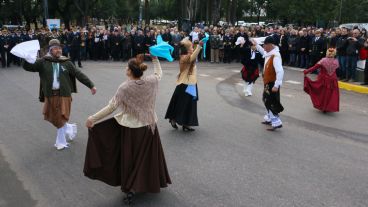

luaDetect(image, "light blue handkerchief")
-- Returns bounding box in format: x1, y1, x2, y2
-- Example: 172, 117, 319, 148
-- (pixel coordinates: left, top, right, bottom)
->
185, 85, 197, 100
202, 33, 210, 58
149, 43, 174, 62
156, 35, 163, 44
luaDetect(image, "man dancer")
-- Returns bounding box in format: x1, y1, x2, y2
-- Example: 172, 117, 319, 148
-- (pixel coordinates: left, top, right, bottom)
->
252, 36, 284, 131
22, 39, 97, 150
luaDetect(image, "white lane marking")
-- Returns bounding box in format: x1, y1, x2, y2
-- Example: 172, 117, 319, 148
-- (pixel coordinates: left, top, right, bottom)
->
215, 77, 225, 81
285, 66, 304, 72
282, 94, 294, 98
232, 70, 240, 73
199, 74, 210, 77
285, 80, 301, 84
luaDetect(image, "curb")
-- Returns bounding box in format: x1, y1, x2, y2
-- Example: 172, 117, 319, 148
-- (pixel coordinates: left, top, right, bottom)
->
284, 66, 368, 95
338, 81, 368, 94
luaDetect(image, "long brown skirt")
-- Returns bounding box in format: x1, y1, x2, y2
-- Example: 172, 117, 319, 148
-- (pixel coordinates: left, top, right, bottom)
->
43, 96, 72, 128
83, 118, 171, 193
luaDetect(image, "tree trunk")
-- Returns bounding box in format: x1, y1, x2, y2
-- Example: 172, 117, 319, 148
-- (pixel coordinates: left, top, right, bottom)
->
211, 0, 221, 25
226, 0, 231, 23
144, 0, 150, 26
230, 0, 237, 24
206, 0, 210, 24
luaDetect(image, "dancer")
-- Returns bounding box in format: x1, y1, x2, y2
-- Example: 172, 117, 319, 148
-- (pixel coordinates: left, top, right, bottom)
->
240, 42, 263, 96
165, 38, 203, 131
252, 37, 284, 131
84, 55, 171, 205
304, 48, 340, 112
22, 39, 96, 150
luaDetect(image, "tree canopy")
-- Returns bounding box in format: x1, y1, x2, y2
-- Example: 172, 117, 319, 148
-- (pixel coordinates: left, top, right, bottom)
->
0, 0, 367, 28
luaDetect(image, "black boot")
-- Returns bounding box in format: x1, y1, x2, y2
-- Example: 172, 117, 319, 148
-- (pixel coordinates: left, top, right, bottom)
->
123, 192, 134, 205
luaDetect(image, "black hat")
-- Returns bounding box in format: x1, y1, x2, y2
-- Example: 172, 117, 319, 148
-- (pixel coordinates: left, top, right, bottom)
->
264, 36, 274, 45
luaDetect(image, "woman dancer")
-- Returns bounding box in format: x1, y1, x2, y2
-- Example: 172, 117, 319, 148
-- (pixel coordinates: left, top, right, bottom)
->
165, 38, 203, 131
304, 48, 340, 112
84, 55, 171, 204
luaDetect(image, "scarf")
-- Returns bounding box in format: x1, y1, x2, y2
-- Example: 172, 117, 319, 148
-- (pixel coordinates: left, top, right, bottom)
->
114, 75, 159, 132
43, 53, 69, 62
263, 46, 280, 58
318, 57, 339, 76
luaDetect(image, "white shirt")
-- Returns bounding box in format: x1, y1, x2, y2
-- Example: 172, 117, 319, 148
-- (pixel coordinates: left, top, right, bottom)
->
251, 50, 256, 60
256, 45, 284, 88
190, 31, 199, 42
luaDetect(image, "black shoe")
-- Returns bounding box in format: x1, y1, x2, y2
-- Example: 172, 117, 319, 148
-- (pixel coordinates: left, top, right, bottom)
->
267, 125, 283, 131
360, 83, 368, 86
123, 192, 134, 205
79, 65, 83, 68
169, 120, 178, 129
183, 126, 195, 132
261, 121, 271, 125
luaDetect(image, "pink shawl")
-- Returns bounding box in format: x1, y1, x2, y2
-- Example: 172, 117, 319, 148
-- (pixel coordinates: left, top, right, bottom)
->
114, 75, 159, 132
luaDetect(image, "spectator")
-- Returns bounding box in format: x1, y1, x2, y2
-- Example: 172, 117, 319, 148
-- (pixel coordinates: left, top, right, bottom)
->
345, 29, 364, 82
210, 30, 221, 63
360, 39, 368, 85
288, 30, 298, 66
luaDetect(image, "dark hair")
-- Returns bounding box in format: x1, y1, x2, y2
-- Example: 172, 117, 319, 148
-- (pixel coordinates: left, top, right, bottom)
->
128, 54, 147, 78
180, 43, 188, 55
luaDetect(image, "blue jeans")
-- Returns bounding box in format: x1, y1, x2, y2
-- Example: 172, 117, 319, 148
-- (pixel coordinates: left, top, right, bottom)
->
346, 56, 357, 80
289, 53, 296, 66
337, 56, 347, 79
298, 54, 308, 68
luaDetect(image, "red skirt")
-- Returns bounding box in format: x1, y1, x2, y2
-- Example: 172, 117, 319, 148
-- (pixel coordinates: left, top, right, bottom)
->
83, 118, 171, 193
304, 76, 339, 112
241, 66, 259, 83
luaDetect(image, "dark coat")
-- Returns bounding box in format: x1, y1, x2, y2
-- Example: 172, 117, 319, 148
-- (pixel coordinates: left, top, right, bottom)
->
23, 55, 94, 102
309, 36, 326, 56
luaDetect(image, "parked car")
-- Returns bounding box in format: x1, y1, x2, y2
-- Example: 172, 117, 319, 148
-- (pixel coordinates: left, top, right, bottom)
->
339, 23, 359, 30
235, 21, 245, 26
3, 25, 24, 31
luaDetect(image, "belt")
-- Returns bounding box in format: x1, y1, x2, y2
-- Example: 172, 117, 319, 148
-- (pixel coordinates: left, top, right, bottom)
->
51, 90, 60, 96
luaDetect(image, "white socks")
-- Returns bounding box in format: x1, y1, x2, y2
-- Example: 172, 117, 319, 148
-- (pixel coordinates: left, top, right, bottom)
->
247, 83, 253, 96
264, 111, 282, 127
244, 83, 253, 96
54, 123, 77, 150
65, 123, 77, 141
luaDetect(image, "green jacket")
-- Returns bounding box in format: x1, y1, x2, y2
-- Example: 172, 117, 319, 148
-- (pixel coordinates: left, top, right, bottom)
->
23, 55, 94, 102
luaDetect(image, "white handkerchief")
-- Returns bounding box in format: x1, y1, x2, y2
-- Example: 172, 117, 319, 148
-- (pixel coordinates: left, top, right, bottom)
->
235, 37, 245, 46
10, 40, 40, 64
252, 37, 267, 45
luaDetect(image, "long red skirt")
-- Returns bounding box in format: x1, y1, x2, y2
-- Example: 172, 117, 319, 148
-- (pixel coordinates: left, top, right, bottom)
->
83, 118, 171, 193
304, 75, 339, 112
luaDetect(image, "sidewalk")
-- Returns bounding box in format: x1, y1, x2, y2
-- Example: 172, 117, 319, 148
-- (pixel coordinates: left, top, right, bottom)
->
284, 66, 368, 94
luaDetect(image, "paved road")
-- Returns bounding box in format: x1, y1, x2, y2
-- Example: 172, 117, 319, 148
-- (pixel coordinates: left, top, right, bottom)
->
0, 61, 367, 207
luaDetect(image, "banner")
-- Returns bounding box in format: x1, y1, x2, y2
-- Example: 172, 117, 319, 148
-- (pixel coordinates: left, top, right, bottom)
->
47, 19, 61, 30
